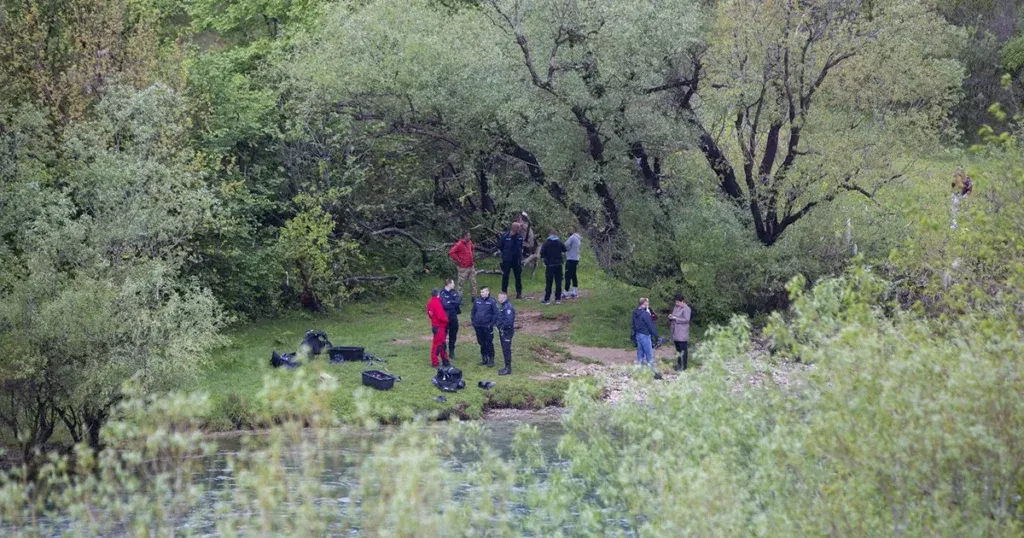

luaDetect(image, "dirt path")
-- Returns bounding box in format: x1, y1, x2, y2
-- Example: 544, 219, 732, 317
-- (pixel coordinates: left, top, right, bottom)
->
393, 291, 801, 405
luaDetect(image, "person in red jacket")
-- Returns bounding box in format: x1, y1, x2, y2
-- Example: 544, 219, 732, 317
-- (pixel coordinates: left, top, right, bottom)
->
448, 231, 477, 296
426, 288, 450, 367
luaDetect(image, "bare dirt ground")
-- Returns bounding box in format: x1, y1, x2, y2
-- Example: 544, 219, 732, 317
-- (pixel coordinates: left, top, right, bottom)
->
396, 292, 806, 406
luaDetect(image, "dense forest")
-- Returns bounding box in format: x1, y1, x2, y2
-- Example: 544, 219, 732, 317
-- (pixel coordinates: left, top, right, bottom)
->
1, 0, 1023, 534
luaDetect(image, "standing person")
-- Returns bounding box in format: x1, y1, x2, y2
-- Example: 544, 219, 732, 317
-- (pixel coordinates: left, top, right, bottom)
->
632, 297, 661, 379
564, 228, 582, 298
539, 231, 566, 305
471, 287, 499, 366
518, 212, 540, 277
448, 231, 478, 296
498, 223, 524, 299
439, 279, 463, 361
668, 293, 692, 371
426, 289, 450, 368
496, 292, 516, 376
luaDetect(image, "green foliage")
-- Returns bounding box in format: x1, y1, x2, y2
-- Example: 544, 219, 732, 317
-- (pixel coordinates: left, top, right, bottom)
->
0, 86, 226, 455
7, 267, 1019, 535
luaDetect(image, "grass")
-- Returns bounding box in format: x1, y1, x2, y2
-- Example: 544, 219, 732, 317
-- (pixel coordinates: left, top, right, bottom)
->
199, 247, 712, 430
199, 252, 640, 429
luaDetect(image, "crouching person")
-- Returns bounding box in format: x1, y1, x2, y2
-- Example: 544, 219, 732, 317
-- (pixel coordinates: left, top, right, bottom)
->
496, 292, 516, 375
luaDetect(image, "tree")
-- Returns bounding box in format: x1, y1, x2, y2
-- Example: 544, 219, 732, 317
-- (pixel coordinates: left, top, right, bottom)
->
661, 0, 963, 246
291, 0, 708, 265
0, 85, 226, 454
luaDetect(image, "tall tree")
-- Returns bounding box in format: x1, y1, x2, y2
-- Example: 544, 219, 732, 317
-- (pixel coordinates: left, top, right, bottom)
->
660, 0, 963, 245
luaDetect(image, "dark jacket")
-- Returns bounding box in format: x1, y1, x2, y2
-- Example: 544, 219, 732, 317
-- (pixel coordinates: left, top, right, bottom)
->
499, 232, 524, 264
439, 288, 462, 315
632, 307, 658, 339
471, 296, 499, 327
540, 236, 566, 267
497, 300, 516, 331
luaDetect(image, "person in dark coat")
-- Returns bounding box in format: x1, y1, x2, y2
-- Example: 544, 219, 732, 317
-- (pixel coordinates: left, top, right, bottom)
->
498, 223, 525, 299
439, 279, 463, 361
539, 232, 567, 304
496, 292, 516, 375
427, 289, 450, 367
632, 297, 661, 378
471, 287, 499, 366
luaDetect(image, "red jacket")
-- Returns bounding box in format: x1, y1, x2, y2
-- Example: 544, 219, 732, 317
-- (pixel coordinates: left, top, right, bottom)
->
448, 239, 475, 268
427, 296, 448, 327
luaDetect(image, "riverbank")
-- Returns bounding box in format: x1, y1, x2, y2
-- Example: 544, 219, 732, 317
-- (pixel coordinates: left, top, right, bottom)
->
197, 264, 694, 431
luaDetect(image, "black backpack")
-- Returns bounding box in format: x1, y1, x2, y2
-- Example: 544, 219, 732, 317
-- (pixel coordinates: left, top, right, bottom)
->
432, 366, 466, 392
301, 330, 332, 355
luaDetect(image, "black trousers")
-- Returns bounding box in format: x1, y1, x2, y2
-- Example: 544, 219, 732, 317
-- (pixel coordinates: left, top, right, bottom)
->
474, 326, 495, 358
564, 260, 579, 291
544, 265, 563, 302
501, 260, 522, 295
447, 314, 459, 356
499, 327, 514, 365
674, 340, 689, 369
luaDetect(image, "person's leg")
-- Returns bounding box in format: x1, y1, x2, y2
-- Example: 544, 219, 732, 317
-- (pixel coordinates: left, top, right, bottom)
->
498, 328, 513, 375
484, 327, 496, 366
636, 333, 647, 366
543, 266, 554, 302
674, 341, 684, 371
474, 326, 488, 365
640, 336, 656, 375
682, 340, 689, 371
564, 261, 573, 292
468, 266, 478, 296
569, 260, 579, 293
431, 326, 442, 367
512, 263, 523, 297
501, 261, 511, 294
456, 268, 467, 296
447, 315, 459, 359
554, 265, 563, 302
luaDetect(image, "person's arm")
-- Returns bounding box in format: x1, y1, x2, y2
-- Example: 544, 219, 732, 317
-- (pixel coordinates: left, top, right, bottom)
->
448, 242, 459, 261
646, 312, 659, 338
681, 305, 691, 324
561, 240, 567, 253
490, 300, 499, 329
471, 300, 478, 322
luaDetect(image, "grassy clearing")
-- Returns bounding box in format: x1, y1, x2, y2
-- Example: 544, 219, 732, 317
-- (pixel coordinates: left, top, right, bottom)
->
199, 248, 707, 430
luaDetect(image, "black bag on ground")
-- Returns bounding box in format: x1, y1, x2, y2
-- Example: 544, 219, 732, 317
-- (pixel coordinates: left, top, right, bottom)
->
301, 330, 332, 356
271, 351, 301, 369
432, 366, 466, 392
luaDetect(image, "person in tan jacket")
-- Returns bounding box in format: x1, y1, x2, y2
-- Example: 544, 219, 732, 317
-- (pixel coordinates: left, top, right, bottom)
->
668, 293, 691, 371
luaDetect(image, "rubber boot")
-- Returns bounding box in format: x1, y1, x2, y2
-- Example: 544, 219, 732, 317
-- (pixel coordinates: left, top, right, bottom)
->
479, 355, 488, 366
487, 355, 495, 367
498, 357, 511, 376
442, 358, 451, 368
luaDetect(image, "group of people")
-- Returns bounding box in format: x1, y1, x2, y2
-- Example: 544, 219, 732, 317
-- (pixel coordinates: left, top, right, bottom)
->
632, 294, 692, 378
496, 212, 582, 304
432, 213, 692, 378
426, 283, 516, 376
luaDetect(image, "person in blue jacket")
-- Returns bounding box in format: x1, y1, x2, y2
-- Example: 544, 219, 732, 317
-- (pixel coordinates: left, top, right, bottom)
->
471, 287, 499, 366
439, 279, 463, 361
632, 297, 662, 379
497, 222, 525, 299
496, 292, 516, 375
